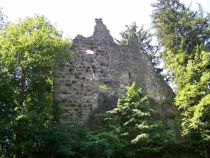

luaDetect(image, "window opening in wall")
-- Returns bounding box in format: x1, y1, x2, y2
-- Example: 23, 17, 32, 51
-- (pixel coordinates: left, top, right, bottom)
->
91, 65, 96, 80
92, 73, 96, 79
86, 49, 95, 54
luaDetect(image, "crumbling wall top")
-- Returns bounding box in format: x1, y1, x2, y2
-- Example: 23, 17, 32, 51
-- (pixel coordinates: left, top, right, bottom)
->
55, 18, 176, 122
92, 18, 114, 43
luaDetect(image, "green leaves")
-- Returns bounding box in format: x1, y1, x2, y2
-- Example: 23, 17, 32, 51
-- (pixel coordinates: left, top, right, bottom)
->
117, 23, 159, 55
105, 83, 175, 157
0, 15, 71, 157
175, 50, 210, 139
152, 0, 210, 54
152, 0, 210, 148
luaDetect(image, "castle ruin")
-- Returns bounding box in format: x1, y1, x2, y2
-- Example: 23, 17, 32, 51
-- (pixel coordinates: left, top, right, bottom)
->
54, 19, 177, 122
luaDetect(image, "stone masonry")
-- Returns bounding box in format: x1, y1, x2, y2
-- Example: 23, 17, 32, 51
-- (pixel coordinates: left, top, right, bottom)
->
54, 18, 176, 122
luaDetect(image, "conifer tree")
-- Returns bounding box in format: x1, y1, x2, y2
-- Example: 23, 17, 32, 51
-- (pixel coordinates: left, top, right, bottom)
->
106, 82, 175, 157
152, 0, 210, 156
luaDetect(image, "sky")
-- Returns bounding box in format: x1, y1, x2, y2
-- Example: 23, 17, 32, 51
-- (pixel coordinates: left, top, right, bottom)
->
1, 0, 210, 40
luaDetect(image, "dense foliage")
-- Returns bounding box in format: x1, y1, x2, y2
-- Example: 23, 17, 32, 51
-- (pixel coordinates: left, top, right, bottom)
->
0, 15, 73, 157
152, 0, 210, 156
105, 82, 175, 157
118, 23, 159, 55
78, 83, 177, 158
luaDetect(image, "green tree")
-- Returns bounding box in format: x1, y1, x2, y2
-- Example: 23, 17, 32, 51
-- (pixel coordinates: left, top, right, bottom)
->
152, 0, 210, 81
152, 0, 210, 156
105, 82, 175, 157
80, 131, 120, 158
0, 15, 71, 157
175, 47, 210, 157
118, 23, 158, 54
152, 0, 210, 54
117, 22, 163, 74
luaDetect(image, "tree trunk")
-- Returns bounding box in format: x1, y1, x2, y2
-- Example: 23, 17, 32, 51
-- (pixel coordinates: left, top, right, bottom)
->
15, 70, 25, 158
204, 144, 208, 158
15, 129, 22, 158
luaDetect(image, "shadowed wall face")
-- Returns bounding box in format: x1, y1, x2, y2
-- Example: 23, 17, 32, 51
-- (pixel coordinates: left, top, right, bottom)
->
54, 18, 175, 121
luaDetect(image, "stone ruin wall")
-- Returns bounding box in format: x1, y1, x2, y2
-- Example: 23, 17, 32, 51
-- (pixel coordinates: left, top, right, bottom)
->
54, 19, 176, 122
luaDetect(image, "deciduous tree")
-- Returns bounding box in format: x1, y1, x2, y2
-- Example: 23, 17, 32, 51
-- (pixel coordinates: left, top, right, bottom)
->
0, 15, 71, 157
